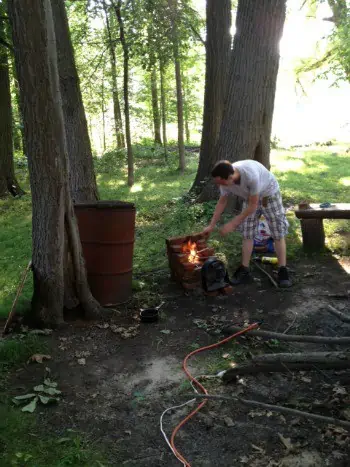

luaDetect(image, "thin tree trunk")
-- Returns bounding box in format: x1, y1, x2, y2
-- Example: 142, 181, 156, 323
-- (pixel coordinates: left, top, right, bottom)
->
51, 0, 98, 203
103, 1, 125, 148
150, 67, 162, 145
0, 18, 24, 198
101, 58, 106, 152
168, 0, 185, 173
159, 59, 168, 160
190, 0, 231, 201
183, 73, 190, 144
8, 0, 101, 326
114, 0, 134, 187
217, 0, 286, 169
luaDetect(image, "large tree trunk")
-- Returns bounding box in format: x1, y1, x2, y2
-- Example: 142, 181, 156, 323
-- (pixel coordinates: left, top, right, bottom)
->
0, 17, 24, 198
51, 0, 98, 203
197, 0, 286, 201
150, 67, 162, 145
190, 0, 231, 200
8, 0, 101, 326
103, 1, 125, 149
114, 0, 134, 187
159, 58, 168, 160
218, 0, 286, 168
168, 0, 185, 173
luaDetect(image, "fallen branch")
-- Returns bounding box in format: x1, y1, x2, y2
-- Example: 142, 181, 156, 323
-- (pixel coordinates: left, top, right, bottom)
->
223, 325, 350, 346
223, 359, 350, 381
252, 260, 278, 288
252, 351, 350, 364
3, 260, 32, 335
189, 394, 350, 431
327, 304, 350, 324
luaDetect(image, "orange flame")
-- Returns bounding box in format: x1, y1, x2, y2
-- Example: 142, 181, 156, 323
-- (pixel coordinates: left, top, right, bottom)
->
183, 240, 199, 263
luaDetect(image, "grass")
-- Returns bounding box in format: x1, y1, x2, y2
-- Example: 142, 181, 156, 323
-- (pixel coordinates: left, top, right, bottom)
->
0, 335, 107, 466
1, 145, 350, 317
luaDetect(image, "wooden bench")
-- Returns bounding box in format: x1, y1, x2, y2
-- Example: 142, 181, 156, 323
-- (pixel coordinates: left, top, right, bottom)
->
294, 203, 350, 250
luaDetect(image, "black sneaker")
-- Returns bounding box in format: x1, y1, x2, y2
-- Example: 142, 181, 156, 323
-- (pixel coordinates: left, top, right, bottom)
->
278, 266, 292, 288
230, 265, 253, 285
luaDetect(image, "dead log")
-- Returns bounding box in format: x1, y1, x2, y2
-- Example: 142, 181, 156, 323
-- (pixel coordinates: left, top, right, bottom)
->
327, 305, 350, 324
223, 325, 350, 345
253, 351, 350, 364
190, 394, 350, 430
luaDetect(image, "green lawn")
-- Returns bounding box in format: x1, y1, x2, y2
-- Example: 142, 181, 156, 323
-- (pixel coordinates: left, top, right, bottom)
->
1, 146, 350, 318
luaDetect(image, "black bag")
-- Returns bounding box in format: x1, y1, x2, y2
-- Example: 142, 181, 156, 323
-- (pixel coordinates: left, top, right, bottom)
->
201, 257, 230, 292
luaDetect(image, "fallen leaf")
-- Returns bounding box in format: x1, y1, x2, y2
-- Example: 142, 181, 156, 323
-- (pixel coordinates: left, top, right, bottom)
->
251, 444, 265, 454
278, 433, 293, 451
160, 329, 171, 335
44, 379, 58, 388
34, 385, 45, 392
239, 456, 250, 464
27, 354, 51, 364
75, 351, 91, 359
222, 353, 230, 359
29, 329, 52, 336
125, 430, 131, 436
22, 397, 38, 413
224, 416, 235, 427
333, 385, 347, 396
96, 323, 110, 329
300, 376, 312, 383
77, 358, 86, 365
341, 408, 350, 420
12, 394, 36, 405
38, 394, 58, 405
42, 387, 61, 396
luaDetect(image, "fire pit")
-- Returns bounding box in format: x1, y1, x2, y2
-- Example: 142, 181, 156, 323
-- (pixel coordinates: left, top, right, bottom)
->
166, 233, 233, 295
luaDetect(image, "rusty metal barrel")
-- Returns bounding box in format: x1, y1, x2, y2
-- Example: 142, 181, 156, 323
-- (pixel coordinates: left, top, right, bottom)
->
75, 201, 136, 306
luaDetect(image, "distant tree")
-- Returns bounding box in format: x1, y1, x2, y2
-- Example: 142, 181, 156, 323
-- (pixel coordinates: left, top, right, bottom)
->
8, 0, 101, 325
0, 9, 23, 197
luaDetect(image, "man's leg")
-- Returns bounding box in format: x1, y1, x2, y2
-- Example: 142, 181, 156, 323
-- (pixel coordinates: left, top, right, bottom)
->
242, 239, 254, 267
274, 237, 287, 267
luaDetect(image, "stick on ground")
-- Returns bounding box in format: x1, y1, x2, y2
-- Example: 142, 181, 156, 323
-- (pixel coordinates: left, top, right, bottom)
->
189, 394, 350, 431
223, 325, 350, 345
327, 304, 350, 324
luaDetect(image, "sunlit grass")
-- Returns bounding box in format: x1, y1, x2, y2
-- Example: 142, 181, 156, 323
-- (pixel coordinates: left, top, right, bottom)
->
1, 146, 349, 317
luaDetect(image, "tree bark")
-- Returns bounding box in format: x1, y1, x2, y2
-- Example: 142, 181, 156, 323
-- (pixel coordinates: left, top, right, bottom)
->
168, 0, 185, 173
190, 0, 231, 200
103, 1, 125, 149
183, 74, 190, 144
0, 16, 24, 198
51, 0, 98, 203
150, 67, 162, 145
114, 0, 134, 187
8, 0, 101, 326
159, 58, 168, 160
196, 0, 287, 201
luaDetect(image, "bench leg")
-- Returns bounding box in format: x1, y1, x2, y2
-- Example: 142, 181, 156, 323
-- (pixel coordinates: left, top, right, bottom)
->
300, 219, 325, 250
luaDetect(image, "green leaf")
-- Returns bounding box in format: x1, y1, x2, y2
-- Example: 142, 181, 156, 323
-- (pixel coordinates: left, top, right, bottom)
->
43, 387, 61, 396
21, 397, 38, 413
13, 393, 36, 401
38, 394, 58, 405
34, 384, 45, 392
44, 379, 58, 388
56, 437, 72, 445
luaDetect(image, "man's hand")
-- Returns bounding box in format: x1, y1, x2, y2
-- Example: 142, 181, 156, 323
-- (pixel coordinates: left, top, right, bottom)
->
202, 224, 215, 237
219, 219, 239, 236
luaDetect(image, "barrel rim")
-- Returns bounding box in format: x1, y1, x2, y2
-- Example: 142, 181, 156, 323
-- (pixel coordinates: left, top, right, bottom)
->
75, 200, 135, 210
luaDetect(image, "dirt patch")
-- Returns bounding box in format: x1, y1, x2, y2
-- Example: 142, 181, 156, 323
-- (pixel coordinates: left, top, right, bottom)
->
6, 255, 350, 466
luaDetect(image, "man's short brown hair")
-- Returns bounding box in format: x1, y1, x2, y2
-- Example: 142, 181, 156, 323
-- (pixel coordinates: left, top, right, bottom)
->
211, 160, 234, 180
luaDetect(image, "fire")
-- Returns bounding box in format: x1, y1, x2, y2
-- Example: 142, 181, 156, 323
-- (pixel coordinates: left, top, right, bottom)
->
183, 240, 199, 264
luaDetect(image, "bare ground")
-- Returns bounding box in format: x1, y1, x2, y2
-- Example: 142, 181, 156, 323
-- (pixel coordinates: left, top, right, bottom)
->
8, 256, 350, 466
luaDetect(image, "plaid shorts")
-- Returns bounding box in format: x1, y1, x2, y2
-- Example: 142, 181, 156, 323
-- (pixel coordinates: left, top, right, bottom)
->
237, 191, 289, 240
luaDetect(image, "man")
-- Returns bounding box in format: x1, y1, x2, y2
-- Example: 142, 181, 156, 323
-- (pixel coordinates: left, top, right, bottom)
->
203, 159, 292, 288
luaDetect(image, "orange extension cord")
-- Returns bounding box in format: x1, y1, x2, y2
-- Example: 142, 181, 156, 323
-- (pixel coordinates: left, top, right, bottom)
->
169, 322, 260, 466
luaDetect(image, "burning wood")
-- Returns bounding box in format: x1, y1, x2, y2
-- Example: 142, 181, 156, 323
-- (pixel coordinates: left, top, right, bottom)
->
182, 240, 199, 264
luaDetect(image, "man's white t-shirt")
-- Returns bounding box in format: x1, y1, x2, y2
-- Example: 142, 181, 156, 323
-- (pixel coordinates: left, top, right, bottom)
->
219, 160, 279, 200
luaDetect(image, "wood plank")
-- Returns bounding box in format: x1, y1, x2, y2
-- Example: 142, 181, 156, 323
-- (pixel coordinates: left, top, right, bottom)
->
295, 203, 350, 219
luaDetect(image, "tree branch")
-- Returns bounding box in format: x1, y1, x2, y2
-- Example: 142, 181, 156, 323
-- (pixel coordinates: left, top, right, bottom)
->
327, 304, 350, 323
190, 394, 350, 430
